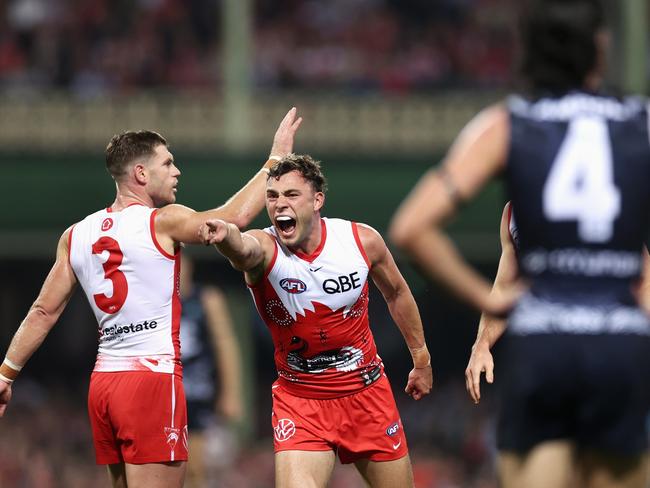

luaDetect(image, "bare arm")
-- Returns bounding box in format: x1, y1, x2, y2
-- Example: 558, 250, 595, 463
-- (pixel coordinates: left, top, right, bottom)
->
0, 228, 78, 416
155, 108, 302, 246
465, 202, 518, 403
200, 219, 274, 285
389, 105, 512, 314
358, 224, 432, 401
201, 287, 243, 423
634, 245, 650, 314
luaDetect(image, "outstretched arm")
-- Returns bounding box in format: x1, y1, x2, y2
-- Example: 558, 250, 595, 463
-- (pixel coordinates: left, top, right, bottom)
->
200, 220, 274, 285
465, 202, 518, 404
389, 105, 513, 315
357, 223, 432, 401
156, 108, 302, 246
0, 227, 78, 417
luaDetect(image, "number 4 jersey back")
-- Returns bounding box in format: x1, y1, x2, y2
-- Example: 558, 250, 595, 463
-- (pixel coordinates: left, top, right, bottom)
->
69, 205, 182, 374
506, 92, 650, 334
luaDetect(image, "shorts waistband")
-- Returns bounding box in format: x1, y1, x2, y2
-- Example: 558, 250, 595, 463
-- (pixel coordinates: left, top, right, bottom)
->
93, 354, 181, 374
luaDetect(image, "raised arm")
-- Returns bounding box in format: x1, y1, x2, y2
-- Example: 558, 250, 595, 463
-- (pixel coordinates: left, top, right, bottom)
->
155, 108, 302, 246
465, 202, 519, 404
357, 223, 432, 401
389, 104, 512, 315
0, 227, 78, 416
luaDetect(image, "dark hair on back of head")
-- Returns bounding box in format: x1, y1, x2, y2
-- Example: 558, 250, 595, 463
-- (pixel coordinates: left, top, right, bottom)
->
105, 130, 168, 180
268, 154, 328, 193
519, 0, 605, 95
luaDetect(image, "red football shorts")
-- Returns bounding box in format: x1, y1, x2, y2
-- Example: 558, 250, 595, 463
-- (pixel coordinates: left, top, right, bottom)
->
271, 374, 408, 464
88, 371, 188, 465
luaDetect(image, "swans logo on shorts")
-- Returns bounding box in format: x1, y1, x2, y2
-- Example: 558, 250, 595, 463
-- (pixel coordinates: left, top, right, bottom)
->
164, 427, 181, 450
274, 418, 296, 442
280, 278, 307, 294
101, 218, 113, 231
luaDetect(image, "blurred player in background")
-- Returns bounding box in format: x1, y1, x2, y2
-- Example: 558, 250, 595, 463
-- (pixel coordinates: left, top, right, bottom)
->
390, 0, 650, 487
0, 108, 302, 488
179, 253, 244, 488
200, 154, 432, 488
466, 205, 650, 404
464, 202, 516, 407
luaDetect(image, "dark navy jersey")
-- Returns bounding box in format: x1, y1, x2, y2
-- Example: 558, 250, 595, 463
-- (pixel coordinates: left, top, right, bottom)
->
180, 287, 219, 402
505, 91, 650, 335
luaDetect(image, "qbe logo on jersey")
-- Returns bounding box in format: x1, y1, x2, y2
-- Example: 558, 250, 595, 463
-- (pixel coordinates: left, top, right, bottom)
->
274, 418, 296, 442
280, 278, 307, 294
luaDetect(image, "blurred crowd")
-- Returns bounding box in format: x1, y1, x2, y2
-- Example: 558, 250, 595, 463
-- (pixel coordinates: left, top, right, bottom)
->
0, 378, 498, 488
0, 0, 516, 97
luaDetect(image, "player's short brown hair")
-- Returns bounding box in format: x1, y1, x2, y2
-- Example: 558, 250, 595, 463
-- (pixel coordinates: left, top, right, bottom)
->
105, 130, 167, 180
268, 154, 328, 193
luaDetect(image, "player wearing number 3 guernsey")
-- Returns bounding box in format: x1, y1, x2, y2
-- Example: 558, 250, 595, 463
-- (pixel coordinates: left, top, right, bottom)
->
390, 1, 650, 487
0, 108, 302, 488
200, 155, 432, 488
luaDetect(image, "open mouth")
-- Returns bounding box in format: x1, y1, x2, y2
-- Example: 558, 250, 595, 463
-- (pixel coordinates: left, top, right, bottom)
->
276, 215, 296, 236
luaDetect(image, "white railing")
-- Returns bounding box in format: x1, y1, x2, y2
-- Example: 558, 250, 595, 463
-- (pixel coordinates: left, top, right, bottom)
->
0, 91, 502, 152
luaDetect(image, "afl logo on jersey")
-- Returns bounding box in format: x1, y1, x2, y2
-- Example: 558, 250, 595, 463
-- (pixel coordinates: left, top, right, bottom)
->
101, 218, 113, 231
280, 278, 307, 294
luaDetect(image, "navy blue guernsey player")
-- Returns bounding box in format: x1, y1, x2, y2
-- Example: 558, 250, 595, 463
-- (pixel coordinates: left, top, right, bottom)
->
179, 254, 242, 487
391, 1, 650, 487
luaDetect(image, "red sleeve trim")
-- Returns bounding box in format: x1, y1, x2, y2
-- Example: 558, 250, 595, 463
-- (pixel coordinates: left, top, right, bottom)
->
67, 224, 75, 268
506, 202, 516, 249
247, 233, 279, 288
352, 222, 371, 268
265, 238, 279, 278
150, 209, 176, 260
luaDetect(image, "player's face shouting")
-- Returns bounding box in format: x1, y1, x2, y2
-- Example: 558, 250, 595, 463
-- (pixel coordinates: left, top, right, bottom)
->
266, 170, 324, 248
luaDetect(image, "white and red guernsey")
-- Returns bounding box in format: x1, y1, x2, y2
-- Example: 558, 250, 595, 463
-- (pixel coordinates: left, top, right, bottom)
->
250, 217, 384, 399
69, 205, 182, 376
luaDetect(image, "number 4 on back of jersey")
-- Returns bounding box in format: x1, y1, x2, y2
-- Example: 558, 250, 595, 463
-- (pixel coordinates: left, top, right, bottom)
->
543, 116, 621, 243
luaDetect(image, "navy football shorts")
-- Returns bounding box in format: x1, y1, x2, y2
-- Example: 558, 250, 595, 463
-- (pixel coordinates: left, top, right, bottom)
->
497, 333, 650, 456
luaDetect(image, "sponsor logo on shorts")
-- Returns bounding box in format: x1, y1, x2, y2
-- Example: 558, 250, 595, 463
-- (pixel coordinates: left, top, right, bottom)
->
392, 440, 402, 450
101, 218, 113, 231
280, 278, 307, 294
274, 418, 296, 442
386, 422, 400, 437
100, 319, 158, 342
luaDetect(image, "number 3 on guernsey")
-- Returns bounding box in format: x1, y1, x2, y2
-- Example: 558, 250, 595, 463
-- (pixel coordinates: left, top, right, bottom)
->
92, 237, 128, 314
543, 116, 621, 243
